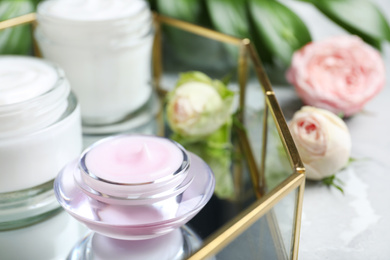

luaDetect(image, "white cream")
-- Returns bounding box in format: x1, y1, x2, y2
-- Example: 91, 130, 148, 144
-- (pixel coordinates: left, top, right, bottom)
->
0, 56, 82, 193
0, 56, 68, 137
38, 0, 146, 21
0, 57, 57, 105
36, 0, 154, 126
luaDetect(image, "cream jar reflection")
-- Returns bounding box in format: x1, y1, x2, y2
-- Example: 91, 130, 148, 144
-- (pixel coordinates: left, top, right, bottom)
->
35, 0, 154, 126
0, 56, 82, 229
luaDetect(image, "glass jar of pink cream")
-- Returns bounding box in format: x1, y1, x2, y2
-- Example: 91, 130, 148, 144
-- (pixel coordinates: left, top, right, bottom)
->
54, 134, 215, 257
0, 56, 82, 230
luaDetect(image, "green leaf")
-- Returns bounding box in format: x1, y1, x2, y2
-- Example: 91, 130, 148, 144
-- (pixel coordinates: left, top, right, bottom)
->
308, 0, 390, 48
206, 0, 249, 38
156, 0, 231, 71
31, 0, 43, 8
0, 1, 34, 55
205, 0, 252, 63
348, 157, 357, 164
248, 0, 312, 65
172, 122, 235, 200
322, 175, 344, 194
156, 0, 202, 23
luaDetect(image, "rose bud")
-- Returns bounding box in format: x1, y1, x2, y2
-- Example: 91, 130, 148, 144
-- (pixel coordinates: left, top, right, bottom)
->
166, 72, 234, 138
288, 106, 351, 180
287, 35, 385, 117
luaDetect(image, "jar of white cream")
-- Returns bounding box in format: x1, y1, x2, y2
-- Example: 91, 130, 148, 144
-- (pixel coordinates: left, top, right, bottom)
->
35, 0, 154, 126
0, 56, 82, 230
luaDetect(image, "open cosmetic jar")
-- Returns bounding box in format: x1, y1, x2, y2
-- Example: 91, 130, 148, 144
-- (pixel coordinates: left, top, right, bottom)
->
0, 56, 82, 230
35, 0, 154, 127
54, 134, 215, 244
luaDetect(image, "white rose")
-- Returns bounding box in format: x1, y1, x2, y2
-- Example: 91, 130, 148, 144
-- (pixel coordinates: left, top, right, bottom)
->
288, 106, 351, 180
166, 73, 234, 138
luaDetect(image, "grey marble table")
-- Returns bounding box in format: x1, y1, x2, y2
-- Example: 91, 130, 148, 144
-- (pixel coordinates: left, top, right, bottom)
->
273, 1, 390, 258
272, 36, 390, 260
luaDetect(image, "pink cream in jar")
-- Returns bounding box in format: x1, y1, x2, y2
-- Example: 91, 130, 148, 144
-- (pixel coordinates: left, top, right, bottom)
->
54, 134, 215, 240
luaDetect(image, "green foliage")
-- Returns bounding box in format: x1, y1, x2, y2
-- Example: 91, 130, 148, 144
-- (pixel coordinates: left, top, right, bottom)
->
175, 128, 235, 200
304, 0, 390, 50
322, 175, 344, 194
0, 1, 34, 55
248, 0, 312, 65
206, 0, 249, 38
151, 0, 390, 65
157, 0, 203, 23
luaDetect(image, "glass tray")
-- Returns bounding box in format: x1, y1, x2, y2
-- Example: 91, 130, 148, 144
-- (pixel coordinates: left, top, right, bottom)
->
0, 12, 305, 260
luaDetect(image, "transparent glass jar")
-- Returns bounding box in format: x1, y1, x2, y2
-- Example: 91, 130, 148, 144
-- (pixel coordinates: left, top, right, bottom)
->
55, 135, 215, 241
35, 0, 155, 126
68, 226, 203, 260
0, 56, 82, 230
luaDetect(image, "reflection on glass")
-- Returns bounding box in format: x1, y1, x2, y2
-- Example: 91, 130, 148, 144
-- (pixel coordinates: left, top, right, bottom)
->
264, 111, 295, 191
68, 226, 202, 260
244, 95, 294, 193
0, 210, 87, 260
214, 188, 298, 260
273, 187, 298, 258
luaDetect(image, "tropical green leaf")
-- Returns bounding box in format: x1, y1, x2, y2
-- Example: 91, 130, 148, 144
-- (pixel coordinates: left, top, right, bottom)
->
206, 0, 249, 38
248, 0, 312, 65
322, 174, 344, 194
306, 0, 390, 48
156, 0, 202, 23
31, 0, 43, 8
0, 1, 34, 55
205, 0, 252, 63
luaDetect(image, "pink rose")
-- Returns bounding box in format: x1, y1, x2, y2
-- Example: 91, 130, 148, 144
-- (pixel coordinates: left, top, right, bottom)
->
289, 106, 351, 180
287, 35, 385, 116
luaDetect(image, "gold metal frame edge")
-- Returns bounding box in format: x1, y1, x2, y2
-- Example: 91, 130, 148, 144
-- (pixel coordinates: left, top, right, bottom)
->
187, 173, 305, 260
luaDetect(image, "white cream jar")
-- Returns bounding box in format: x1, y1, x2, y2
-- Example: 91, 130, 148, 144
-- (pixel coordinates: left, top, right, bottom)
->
35, 0, 154, 126
0, 56, 82, 229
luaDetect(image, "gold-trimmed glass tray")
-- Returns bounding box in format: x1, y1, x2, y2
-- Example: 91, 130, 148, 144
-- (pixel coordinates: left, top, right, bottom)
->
0, 12, 306, 260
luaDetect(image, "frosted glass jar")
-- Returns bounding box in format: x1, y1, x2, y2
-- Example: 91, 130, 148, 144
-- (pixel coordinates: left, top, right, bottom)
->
0, 56, 82, 229
35, 0, 154, 126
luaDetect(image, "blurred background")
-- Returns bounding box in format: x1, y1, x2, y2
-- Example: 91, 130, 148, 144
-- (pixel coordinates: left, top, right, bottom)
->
1, 0, 389, 84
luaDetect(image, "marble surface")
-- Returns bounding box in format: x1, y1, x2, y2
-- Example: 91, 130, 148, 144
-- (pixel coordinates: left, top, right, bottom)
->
297, 56, 390, 260
274, 61, 390, 259
274, 1, 390, 258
